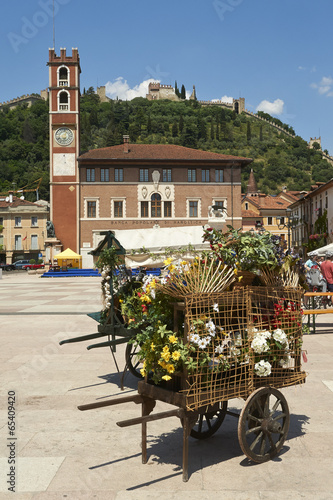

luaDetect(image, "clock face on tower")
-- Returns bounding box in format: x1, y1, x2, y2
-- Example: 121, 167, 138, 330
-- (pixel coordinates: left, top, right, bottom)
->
54, 127, 74, 146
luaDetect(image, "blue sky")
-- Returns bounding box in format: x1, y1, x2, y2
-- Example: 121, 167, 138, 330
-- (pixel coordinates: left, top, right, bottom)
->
1, 0, 333, 153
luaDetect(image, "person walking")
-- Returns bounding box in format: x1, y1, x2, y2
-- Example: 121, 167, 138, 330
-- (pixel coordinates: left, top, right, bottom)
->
320, 252, 333, 305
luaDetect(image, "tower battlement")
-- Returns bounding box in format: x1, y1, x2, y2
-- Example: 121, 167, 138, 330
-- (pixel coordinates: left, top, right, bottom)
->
48, 47, 80, 66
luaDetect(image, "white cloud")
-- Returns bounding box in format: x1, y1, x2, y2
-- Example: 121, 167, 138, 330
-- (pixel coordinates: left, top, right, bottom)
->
256, 98, 284, 116
311, 76, 333, 96
105, 77, 158, 100
211, 95, 233, 104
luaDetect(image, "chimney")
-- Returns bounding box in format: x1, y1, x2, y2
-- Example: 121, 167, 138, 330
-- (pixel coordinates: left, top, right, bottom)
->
8, 191, 13, 203
123, 135, 130, 153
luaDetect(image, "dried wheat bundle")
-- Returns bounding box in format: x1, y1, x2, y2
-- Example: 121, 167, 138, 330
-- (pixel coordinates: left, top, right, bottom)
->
260, 266, 280, 285
157, 257, 236, 298
260, 266, 299, 287
280, 268, 299, 287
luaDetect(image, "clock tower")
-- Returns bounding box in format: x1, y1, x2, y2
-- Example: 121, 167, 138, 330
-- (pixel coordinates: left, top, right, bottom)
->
48, 47, 81, 252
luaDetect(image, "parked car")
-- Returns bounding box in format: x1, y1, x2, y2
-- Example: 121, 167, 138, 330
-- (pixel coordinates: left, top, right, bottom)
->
0, 262, 16, 271
22, 263, 45, 270
13, 260, 30, 270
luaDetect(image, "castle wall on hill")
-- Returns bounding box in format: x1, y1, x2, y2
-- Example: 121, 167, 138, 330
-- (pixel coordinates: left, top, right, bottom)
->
0, 90, 48, 110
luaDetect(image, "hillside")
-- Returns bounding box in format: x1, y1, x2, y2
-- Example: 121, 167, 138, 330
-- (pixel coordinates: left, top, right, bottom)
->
1, 88, 332, 201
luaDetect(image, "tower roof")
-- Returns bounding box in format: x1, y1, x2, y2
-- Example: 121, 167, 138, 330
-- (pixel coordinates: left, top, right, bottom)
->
246, 168, 258, 194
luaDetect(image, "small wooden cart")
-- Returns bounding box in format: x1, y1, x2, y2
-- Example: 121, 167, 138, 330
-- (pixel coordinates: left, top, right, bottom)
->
59, 231, 144, 382
78, 286, 306, 481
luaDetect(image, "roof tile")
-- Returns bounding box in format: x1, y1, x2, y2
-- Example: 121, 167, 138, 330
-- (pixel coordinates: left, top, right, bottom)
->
79, 144, 252, 162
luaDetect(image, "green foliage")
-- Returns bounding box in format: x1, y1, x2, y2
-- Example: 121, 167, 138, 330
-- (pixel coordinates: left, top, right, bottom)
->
203, 225, 281, 272
1, 88, 332, 198
29, 259, 36, 264
0, 99, 49, 200
96, 246, 122, 271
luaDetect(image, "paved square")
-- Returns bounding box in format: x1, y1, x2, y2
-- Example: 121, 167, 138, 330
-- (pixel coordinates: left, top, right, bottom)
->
0, 272, 333, 498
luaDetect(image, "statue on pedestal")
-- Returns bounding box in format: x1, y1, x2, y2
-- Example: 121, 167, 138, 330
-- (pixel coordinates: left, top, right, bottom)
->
46, 221, 56, 238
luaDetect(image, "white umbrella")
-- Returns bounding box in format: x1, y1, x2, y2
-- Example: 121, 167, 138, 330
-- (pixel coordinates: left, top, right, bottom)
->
308, 242, 333, 256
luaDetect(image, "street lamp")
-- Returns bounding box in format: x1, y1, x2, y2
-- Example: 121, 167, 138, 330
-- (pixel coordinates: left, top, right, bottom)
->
277, 208, 298, 251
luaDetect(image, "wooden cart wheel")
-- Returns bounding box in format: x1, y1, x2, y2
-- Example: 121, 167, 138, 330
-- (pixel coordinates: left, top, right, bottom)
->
238, 387, 290, 463
125, 342, 143, 378
188, 401, 228, 440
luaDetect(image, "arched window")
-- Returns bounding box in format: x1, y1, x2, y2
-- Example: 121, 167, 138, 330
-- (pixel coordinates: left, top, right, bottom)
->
58, 90, 70, 111
57, 65, 69, 87
151, 193, 161, 217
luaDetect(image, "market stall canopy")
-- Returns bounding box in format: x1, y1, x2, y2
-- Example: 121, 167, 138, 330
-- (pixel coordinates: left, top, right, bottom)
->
111, 226, 209, 268
54, 248, 82, 268
308, 243, 333, 257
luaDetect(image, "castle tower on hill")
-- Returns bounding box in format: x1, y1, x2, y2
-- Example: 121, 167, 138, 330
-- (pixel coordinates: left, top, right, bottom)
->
48, 47, 81, 253
146, 82, 181, 101
309, 136, 322, 149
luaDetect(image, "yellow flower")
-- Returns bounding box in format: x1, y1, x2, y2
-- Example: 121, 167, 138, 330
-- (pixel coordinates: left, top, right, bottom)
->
140, 368, 146, 377
181, 261, 187, 266
172, 351, 181, 361
169, 264, 176, 272
150, 342, 155, 351
128, 318, 135, 323
162, 345, 170, 353
164, 257, 173, 266
168, 334, 177, 344
161, 351, 171, 362
119, 299, 123, 303
234, 268, 238, 275
158, 360, 168, 369
162, 375, 172, 381
238, 275, 243, 282
166, 364, 175, 374
150, 279, 156, 288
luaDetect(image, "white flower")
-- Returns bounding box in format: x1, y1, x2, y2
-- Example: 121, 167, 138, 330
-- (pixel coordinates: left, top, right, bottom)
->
279, 354, 291, 367
212, 303, 219, 312
189, 333, 200, 344
258, 329, 271, 340
230, 346, 241, 357
206, 319, 216, 337
232, 332, 242, 346
251, 336, 270, 354
150, 289, 156, 299
215, 344, 224, 354
160, 277, 167, 285
254, 360, 272, 377
272, 328, 288, 346
197, 337, 211, 349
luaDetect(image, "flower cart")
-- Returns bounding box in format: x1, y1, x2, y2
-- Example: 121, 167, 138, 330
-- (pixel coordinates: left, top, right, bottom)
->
78, 247, 307, 482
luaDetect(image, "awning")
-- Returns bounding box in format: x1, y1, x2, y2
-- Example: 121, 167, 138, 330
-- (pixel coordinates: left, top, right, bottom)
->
308, 242, 333, 256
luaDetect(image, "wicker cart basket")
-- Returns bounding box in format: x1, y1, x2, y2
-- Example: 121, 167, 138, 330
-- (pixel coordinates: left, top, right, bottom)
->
178, 286, 306, 411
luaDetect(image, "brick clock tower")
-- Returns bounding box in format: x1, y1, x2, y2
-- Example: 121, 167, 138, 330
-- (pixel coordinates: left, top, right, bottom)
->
48, 47, 81, 252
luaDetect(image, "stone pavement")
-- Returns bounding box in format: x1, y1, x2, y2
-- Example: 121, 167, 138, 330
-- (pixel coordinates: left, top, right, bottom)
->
0, 272, 333, 499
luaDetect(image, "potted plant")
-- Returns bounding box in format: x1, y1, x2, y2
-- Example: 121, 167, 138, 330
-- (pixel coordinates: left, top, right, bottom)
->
203, 226, 283, 284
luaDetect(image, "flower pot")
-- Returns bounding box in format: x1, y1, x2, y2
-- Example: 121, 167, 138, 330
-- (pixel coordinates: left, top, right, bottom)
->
234, 270, 256, 287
